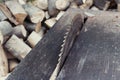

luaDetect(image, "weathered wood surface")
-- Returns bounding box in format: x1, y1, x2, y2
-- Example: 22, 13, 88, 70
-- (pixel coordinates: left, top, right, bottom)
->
57, 11, 120, 80
5, 1, 27, 24
0, 44, 8, 77
6, 9, 84, 80
48, 0, 59, 17
5, 35, 31, 60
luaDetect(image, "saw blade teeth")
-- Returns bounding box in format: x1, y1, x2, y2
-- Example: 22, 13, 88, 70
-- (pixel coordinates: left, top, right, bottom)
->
63, 39, 66, 43
64, 35, 67, 39
61, 44, 65, 47
60, 48, 63, 52
59, 53, 62, 57
65, 32, 69, 35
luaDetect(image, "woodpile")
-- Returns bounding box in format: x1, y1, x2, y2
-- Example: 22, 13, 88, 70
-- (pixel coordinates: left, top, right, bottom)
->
0, 0, 119, 80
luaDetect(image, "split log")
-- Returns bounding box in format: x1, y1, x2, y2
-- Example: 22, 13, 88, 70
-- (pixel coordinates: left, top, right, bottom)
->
24, 21, 42, 32
56, 11, 65, 20
91, 6, 99, 11
18, 0, 26, 5
5, 35, 32, 60
12, 25, 27, 38
115, 0, 120, 11
35, 22, 41, 33
70, 2, 78, 8
6, 8, 84, 80
0, 3, 19, 25
57, 10, 120, 80
45, 18, 57, 28
5, 1, 27, 24
48, 0, 59, 17
55, 0, 70, 10
80, 0, 93, 9
5, 51, 16, 60
93, 0, 111, 10
32, 0, 48, 10
0, 44, 8, 77
27, 31, 43, 47
9, 59, 18, 72
0, 21, 13, 37
45, 11, 50, 19
0, 73, 10, 80
0, 9, 7, 21
23, 4, 45, 23
0, 31, 3, 44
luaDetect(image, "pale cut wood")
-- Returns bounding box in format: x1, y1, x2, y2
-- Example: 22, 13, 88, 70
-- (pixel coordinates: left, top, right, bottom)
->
0, 73, 10, 80
45, 18, 57, 28
0, 3, 19, 25
5, 1, 27, 24
103, 1, 110, 11
23, 4, 45, 23
56, 11, 65, 20
32, 0, 48, 10
80, 0, 93, 9
18, 0, 26, 5
0, 44, 8, 77
91, 6, 99, 11
56, 0, 70, 10
27, 31, 43, 47
118, 4, 120, 12
0, 9, 7, 21
45, 11, 50, 19
5, 35, 32, 60
35, 22, 41, 33
0, 21, 13, 37
0, 31, 3, 44
70, 2, 78, 8
12, 25, 27, 38
48, 0, 59, 17
9, 59, 18, 72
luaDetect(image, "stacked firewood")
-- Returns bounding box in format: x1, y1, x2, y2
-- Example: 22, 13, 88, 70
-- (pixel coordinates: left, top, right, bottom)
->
0, 0, 119, 80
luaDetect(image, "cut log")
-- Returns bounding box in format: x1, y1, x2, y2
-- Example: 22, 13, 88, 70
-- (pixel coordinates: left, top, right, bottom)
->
9, 59, 18, 72
0, 3, 19, 25
0, 31, 3, 44
5, 35, 31, 60
56, 11, 65, 20
18, 0, 26, 5
5, 1, 27, 24
80, 0, 93, 9
0, 9, 7, 21
118, 3, 120, 11
0, 44, 8, 77
12, 25, 27, 38
32, 0, 48, 10
6, 8, 84, 80
55, 0, 70, 10
45, 11, 50, 19
24, 21, 42, 33
48, 0, 59, 17
0, 21, 13, 37
27, 31, 43, 47
70, 2, 78, 8
5, 51, 16, 60
23, 4, 45, 23
93, 0, 111, 10
57, 10, 120, 80
35, 22, 41, 33
45, 18, 57, 28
